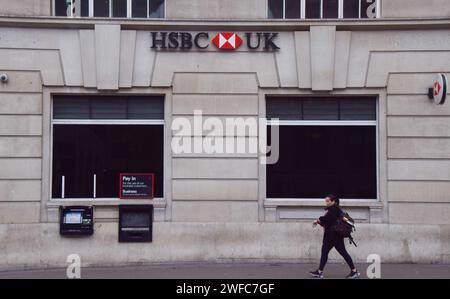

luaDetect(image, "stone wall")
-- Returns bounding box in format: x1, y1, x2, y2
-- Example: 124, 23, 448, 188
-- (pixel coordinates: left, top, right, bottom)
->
0, 222, 448, 270
0, 0, 51, 16
0, 71, 42, 224
0, 23, 449, 266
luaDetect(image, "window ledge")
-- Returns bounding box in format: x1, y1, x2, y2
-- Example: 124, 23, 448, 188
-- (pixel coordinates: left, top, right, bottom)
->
47, 198, 166, 208
264, 198, 383, 209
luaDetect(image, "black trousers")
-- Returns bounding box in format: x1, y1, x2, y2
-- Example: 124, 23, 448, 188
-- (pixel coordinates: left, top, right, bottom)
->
319, 230, 355, 271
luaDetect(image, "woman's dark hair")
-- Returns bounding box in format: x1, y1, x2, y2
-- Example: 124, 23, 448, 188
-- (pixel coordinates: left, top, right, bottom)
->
326, 194, 340, 206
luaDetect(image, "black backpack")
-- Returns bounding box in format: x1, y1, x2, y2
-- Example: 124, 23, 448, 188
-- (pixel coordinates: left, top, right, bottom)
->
331, 209, 357, 247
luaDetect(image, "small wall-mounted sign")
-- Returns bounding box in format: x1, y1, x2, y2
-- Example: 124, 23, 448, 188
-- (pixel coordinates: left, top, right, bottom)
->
119, 173, 154, 199
429, 74, 447, 105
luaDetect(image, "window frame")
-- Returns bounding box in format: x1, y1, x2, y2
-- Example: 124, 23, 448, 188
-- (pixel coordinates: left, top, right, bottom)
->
52, 0, 166, 19
268, 0, 381, 19
50, 95, 166, 201
265, 96, 379, 201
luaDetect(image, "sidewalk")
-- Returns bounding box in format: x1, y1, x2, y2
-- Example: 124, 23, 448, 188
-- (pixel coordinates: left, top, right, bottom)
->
0, 262, 448, 279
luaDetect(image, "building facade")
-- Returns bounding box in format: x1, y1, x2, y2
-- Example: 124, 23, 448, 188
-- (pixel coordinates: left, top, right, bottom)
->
0, 0, 449, 269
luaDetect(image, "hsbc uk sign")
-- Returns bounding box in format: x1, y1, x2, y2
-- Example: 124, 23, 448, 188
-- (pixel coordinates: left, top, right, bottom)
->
150, 32, 280, 51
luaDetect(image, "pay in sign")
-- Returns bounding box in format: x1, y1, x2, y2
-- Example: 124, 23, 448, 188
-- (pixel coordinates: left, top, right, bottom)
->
122, 176, 137, 182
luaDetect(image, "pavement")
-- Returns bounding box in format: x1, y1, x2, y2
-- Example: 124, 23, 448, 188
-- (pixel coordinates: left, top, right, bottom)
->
0, 262, 448, 279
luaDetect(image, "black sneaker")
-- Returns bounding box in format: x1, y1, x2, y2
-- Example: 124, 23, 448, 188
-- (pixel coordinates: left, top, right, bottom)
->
309, 270, 324, 279
346, 270, 360, 279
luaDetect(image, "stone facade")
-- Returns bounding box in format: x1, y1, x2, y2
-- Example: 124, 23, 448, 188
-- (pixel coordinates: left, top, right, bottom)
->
0, 0, 449, 269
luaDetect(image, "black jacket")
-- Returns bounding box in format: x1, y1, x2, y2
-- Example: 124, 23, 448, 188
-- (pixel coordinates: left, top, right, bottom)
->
319, 205, 341, 231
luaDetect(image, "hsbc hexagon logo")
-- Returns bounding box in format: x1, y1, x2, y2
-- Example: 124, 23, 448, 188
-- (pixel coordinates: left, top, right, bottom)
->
434, 81, 441, 97
431, 73, 447, 105
212, 32, 243, 50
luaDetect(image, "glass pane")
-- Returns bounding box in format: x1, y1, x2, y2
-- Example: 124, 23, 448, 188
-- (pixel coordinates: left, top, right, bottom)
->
94, 0, 110, 17
343, 0, 359, 18
266, 97, 376, 121
303, 99, 339, 120
55, 0, 71, 16
305, 0, 321, 19
149, 0, 165, 18
52, 125, 94, 198
266, 98, 302, 120
128, 97, 164, 119
266, 125, 377, 199
80, 0, 89, 16
268, 0, 283, 19
53, 96, 165, 120
91, 98, 127, 119
53, 97, 90, 119
52, 125, 164, 198
361, 0, 377, 18
323, 0, 339, 18
340, 98, 376, 120
72, 0, 90, 16
285, 0, 301, 19
113, 0, 127, 17
132, 0, 148, 18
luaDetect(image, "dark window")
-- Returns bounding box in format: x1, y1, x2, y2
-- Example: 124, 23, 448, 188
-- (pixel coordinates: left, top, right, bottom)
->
132, 0, 148, 18
285, 0, 301, 19
305, 0, 321, 18
267, 0, 378, 20
113, 0, 127, 17
361, 0, 377, 18
55, 0, 165, 18
52, 96, 164, 199
94, 0, 110, 17
267, 125, 376, 199
79, 0, 89, 16
340, 98, 376, 120
52, 125, 164, 199
53, 96, 164, 119
266, 97, 377, 199
55, 0, 70, 16
266, 97, 376, 121
344, 0, 360, 18
267, 99, 302, 120
323, 0, 339, 18
303, 99, 339, 120
149, 0, 165, 18
268, 0, 283, 19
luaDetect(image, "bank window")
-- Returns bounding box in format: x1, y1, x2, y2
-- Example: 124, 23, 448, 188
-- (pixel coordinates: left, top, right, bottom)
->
266, 97, 377, 199
51, 96, 164, 199
53, 0, 165, 18
268, 0, 380, 19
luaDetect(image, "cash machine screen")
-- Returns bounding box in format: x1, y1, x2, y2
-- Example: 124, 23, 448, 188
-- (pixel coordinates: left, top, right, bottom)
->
64, 212, 83, 224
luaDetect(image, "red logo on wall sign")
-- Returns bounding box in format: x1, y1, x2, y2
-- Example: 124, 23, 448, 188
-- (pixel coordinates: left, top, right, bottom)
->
212, 32, 243, 50
434, 81, 441, 97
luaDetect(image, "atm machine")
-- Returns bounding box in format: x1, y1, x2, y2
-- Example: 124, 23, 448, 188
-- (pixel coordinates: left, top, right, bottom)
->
59, 206, 94, 236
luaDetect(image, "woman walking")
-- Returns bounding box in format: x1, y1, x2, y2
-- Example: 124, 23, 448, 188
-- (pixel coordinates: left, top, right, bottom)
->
309, 194, 360, 279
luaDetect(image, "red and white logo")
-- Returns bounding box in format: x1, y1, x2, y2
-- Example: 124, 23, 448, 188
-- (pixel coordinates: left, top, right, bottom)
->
212, 32, 243, 50
434, 81, 441, 97
432, 74, 447, 105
